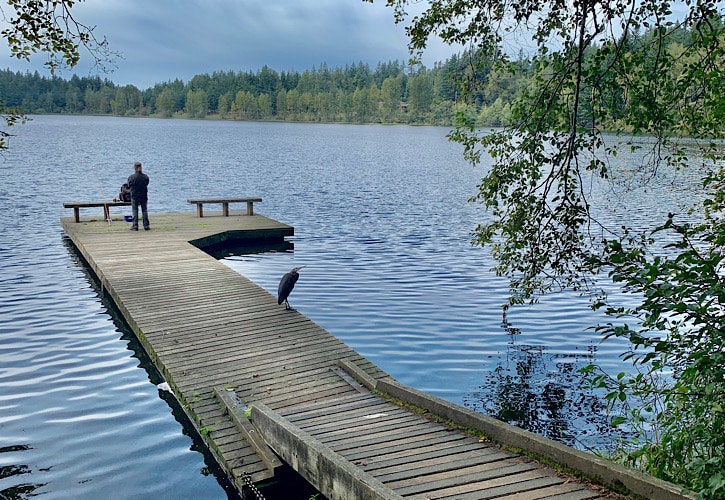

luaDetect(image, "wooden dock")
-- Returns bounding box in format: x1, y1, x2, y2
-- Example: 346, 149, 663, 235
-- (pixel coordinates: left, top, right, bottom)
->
61, 208, 688, 500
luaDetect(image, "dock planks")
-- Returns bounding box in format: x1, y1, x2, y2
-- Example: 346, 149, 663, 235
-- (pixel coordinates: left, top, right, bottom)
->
61, 209, 676, 499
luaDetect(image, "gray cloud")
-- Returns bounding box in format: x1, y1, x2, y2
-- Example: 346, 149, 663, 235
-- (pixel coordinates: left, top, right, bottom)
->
3, 0, 454, 88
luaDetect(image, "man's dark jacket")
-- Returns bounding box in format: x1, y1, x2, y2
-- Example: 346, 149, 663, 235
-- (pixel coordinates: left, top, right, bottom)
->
127, 172, 149, 201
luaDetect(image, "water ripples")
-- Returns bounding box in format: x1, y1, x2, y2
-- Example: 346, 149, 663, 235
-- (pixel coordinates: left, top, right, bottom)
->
2, 119, 231, 497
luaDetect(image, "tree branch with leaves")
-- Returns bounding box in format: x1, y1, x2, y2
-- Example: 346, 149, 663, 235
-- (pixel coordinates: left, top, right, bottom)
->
372, 0, 725, 497
0, 0, 118, 150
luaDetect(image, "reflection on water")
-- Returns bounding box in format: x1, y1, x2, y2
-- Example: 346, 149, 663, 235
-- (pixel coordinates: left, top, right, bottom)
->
462, 311, 627, 453
0, 445, 43, 500
62, 238, 241, 498
0, 227, 234, 499
198, 239, 294, 260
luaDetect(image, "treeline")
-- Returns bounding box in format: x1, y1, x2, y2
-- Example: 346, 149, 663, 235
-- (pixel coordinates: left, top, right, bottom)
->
0, 22, 710, 129
0, 56, 524, 126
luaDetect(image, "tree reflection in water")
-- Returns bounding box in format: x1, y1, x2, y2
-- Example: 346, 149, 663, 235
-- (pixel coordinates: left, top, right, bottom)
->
0, 445, 44, 500
463, 312, 628, 453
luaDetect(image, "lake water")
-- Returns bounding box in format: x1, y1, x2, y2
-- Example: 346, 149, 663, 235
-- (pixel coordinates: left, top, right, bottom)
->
0, 115, 696, 498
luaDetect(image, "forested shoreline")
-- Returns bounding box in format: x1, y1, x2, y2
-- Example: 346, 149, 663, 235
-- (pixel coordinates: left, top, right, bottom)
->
1, 56, 513, 126
0, 22, 708, 131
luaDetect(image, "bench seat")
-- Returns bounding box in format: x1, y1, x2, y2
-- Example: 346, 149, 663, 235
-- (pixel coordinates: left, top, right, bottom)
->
187, 197, 262, 217
64, 201, 131, 223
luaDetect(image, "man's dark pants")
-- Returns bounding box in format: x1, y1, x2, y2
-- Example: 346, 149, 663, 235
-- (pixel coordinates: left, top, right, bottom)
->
131, 198, 149, 230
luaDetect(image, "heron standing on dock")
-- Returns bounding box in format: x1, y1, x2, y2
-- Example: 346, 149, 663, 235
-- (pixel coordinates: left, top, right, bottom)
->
278, 266, 305, 310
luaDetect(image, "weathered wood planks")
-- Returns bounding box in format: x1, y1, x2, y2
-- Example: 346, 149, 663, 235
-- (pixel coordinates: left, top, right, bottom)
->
61, 210, 683, 500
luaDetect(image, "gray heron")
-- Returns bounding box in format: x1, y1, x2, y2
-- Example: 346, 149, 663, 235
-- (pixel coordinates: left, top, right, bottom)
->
277, 266, 305, 310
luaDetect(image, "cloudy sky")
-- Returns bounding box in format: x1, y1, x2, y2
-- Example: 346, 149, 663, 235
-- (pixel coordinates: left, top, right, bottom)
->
2, 0, 458, 89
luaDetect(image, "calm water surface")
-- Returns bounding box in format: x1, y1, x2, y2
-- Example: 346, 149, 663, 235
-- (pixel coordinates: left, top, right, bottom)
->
0, 115, 698, 498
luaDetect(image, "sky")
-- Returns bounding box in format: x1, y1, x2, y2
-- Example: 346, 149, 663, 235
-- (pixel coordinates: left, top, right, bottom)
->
2, 0, 458, 89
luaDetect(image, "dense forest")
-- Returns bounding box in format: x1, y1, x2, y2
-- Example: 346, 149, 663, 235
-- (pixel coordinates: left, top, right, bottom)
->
0, 54, 521, 127
0, 59, 447, 125
0, 23, 707, 130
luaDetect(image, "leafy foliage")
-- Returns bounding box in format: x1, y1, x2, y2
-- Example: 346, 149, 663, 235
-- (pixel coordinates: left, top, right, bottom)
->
2, 0, 115, 74
379, 0, 725, 497
0, 0, 117, 149
588, 185, 725, 497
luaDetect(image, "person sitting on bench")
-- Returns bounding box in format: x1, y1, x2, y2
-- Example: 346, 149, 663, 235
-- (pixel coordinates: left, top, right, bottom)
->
119, 183, 131, 202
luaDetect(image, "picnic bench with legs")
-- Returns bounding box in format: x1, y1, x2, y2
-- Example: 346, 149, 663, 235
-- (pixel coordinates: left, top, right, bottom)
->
187, 197, 262, 217
64, 201, 131, 223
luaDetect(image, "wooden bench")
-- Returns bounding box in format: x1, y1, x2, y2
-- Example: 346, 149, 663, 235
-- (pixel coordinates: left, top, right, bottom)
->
64, 201, 132, 223
187, 197, 262, 217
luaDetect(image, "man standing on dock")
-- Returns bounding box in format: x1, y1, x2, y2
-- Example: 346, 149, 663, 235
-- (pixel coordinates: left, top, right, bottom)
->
128, 161, 150, 231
